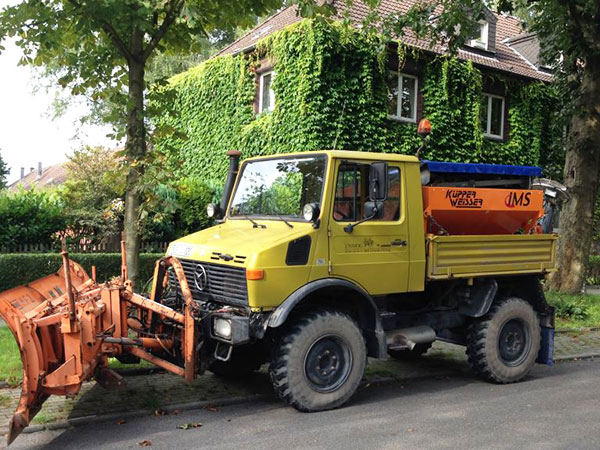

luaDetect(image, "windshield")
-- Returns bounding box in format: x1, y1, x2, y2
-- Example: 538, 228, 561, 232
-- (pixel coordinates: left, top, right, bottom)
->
229, 154, 327, 220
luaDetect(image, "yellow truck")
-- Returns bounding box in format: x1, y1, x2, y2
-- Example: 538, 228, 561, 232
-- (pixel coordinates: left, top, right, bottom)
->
165, 147, 559, 412
0, 135, 566, 443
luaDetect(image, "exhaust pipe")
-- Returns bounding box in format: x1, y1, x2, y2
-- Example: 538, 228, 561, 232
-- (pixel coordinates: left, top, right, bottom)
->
386, 325, 436, 351
217, 150, 242, 220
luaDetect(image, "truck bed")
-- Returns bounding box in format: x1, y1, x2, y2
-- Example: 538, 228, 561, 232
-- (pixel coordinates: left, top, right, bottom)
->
426, 233, 558, 280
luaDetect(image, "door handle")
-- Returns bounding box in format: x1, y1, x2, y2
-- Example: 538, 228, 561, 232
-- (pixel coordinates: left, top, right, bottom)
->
391, 239, 407, 247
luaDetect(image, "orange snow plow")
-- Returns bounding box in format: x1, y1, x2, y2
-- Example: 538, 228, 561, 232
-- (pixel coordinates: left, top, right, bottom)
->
0, 249, 198, 445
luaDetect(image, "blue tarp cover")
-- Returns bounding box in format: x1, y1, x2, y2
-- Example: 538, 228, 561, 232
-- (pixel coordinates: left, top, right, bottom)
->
423, 160, 542, 177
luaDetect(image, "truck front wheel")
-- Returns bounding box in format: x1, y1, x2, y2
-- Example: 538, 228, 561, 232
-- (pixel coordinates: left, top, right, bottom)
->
466, 297, 541, 384
269, 310, 366, 412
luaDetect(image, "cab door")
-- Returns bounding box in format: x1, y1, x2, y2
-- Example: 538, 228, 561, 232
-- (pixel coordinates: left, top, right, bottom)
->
327, 159, 410, 295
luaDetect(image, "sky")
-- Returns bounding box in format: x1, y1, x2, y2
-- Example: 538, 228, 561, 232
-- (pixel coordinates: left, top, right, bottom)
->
0, 6, 117, 185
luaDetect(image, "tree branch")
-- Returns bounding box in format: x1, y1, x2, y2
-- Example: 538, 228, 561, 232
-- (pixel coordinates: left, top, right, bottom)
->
556, 0, 598, 49
142, 0, 185, 62
66, 0, 133, 63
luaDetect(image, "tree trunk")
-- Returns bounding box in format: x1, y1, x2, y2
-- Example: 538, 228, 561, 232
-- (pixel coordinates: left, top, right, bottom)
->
548, 55, 600, 294
123, 31, 146, 288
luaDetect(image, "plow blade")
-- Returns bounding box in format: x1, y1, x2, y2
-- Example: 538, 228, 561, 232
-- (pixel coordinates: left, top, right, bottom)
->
0, 251, 199, 446
0, 260, 90, 445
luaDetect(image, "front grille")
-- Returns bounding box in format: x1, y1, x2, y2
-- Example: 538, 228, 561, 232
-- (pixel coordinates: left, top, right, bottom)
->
170, 259, 248, 306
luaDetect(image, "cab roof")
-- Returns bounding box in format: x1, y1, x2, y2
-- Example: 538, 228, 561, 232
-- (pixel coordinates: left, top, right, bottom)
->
242, 150, 420, 164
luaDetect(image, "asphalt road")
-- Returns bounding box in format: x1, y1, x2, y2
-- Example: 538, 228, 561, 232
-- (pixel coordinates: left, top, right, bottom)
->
11, 359, 600, 450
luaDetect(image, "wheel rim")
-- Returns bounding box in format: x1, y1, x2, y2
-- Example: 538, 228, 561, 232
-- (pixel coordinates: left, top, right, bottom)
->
304, 334, 353, 393
498, 318, 531, 366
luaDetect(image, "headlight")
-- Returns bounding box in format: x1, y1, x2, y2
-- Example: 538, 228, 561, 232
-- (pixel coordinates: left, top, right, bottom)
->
214, 318, 232, 340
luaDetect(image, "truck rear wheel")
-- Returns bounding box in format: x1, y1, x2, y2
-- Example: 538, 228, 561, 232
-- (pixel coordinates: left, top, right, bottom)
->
388, 342, 433, 360
269, 310, 366, 412
466, 297, 540, 384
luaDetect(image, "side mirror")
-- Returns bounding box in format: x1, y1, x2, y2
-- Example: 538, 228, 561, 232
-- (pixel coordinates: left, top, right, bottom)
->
302, 203, 320, 222
369, 162, 388, 202
207, 203, 221, 219
363, 201, 383, 219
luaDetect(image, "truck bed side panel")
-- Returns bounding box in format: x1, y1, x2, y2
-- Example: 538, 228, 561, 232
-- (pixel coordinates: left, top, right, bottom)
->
426, 234, 558, 280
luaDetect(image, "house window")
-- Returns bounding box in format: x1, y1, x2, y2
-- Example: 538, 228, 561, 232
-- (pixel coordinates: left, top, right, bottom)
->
388, 72, 418, 123
259, 71, 275, 113
481, 94, 505, 139
469, 21, 489, 50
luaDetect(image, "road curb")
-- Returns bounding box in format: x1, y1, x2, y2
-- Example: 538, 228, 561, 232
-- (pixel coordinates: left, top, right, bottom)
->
555, 352, 599, 361
556, 327, 600, 334
0, 374, 413, 438
9, 394, 268, 436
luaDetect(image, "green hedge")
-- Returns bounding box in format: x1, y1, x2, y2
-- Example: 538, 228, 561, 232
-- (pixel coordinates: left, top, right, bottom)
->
0, 253, 164, 293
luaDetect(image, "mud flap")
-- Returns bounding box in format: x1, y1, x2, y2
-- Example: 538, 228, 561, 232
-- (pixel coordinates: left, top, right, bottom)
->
536, 326, 555, 366
0, 263, 89, 445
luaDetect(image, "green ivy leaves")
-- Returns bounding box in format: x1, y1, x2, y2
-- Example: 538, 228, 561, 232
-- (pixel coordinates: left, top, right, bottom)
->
154, 19, 558, 185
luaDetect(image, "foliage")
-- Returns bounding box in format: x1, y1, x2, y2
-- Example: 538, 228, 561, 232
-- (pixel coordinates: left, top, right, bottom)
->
0, 189, 66, 249
587, 254, 600, 285
0, 149, 8, 189
137, 177, 217, 242
173, 177, 218, 235
548, 292, 590, 321
0, 0, 283, 135
0, 253, 163, 293
155, 54, 256, 179
544, 291, 600, 331
155, 19, 558, 184
498, 0, 600, 293
0, 0, 288, 285
0, 327, 22, 386
418, 58, 484, 163
61, 146, 126, 245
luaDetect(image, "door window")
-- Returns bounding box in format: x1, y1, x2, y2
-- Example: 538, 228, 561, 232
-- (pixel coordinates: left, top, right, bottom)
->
333, 163, 401, 222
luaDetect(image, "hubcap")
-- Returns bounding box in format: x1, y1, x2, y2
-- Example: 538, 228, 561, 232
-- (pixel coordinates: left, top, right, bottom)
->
498, 319, 531, 366
304, 335, 352, 393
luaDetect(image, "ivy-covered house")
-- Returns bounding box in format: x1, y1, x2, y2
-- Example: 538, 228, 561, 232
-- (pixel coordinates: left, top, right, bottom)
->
157, 1, 560, 184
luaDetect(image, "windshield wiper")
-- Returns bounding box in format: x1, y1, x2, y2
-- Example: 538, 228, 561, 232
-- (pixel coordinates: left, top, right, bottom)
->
275, 214, 294, 228
240, 212, 266, 228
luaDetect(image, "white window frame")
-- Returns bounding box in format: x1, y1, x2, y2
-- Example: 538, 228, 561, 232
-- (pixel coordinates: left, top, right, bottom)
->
258, 70, 275, 113
388, 72, 418, 123
482, 93, 505, 139
469, 21, 489, 51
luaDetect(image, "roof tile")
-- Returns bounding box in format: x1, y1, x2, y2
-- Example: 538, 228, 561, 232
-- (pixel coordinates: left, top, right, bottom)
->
218, 2, 551, 82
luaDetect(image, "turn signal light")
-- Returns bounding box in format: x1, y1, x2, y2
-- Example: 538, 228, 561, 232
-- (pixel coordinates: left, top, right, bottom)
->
246, 269, 264, 280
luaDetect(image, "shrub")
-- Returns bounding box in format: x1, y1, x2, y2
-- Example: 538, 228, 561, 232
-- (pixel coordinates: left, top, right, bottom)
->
546, 291, 590, 322
0, 189, 66, 250
174, 177, 217, 236
587, 255, 600, 285
0, 253, 164, 292
138, 177, 217, 242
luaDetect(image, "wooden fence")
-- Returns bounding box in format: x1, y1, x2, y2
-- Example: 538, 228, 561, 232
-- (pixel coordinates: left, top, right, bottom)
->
0, 241, 169, 254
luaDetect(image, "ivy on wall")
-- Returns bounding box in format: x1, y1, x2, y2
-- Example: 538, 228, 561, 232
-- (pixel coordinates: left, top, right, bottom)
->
154, 19, 560, 185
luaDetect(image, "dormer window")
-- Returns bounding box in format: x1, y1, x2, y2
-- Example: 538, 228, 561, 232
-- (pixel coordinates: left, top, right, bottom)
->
469, 21, 489, 51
